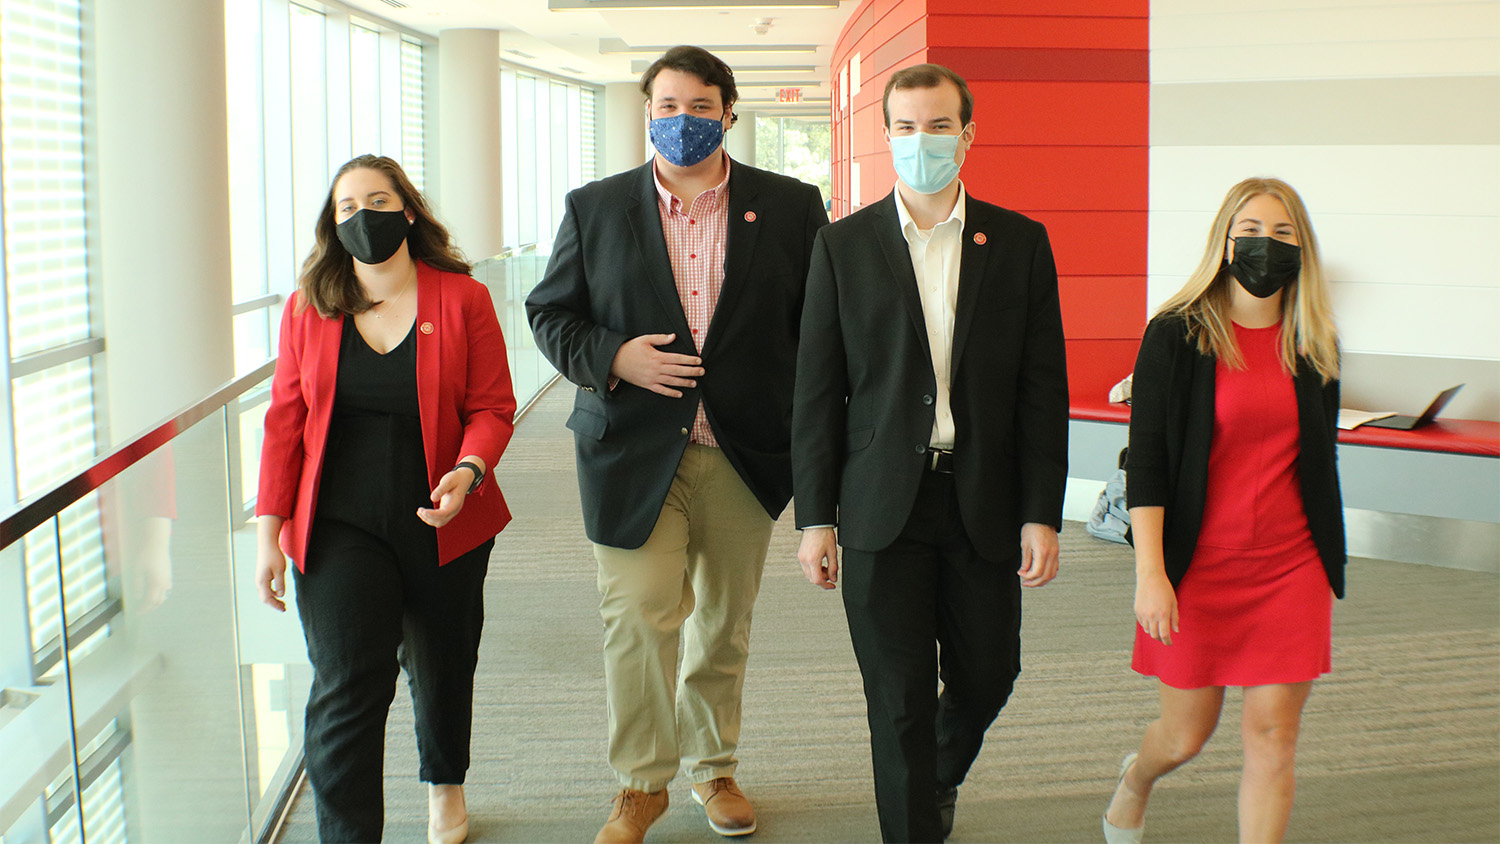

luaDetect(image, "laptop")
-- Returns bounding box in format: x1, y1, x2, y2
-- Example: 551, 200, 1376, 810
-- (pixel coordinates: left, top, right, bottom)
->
1362, 384, 1465, 430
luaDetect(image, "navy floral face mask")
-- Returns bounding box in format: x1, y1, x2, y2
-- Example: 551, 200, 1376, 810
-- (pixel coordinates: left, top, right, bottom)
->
649, 113, 724, 167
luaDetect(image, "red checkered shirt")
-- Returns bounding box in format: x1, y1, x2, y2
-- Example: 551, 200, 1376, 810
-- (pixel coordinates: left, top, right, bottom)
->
653, 154, 730, 447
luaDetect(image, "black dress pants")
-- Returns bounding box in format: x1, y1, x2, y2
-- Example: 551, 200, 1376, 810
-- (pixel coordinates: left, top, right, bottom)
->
293, 517, 493, 843
841, 471, 1023, 843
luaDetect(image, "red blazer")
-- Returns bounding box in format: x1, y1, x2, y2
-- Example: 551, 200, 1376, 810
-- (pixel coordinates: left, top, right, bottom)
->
257, 262, 515, 571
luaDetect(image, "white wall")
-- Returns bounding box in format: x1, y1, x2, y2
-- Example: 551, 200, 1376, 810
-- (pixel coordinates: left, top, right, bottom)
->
1149, 1, 1500, 420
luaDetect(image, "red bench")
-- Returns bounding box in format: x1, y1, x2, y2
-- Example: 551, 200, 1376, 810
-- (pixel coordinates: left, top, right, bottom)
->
1067, 369, 1500, 458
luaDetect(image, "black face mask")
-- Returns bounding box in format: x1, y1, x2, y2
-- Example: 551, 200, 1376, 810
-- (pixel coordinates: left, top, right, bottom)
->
1227, 236, 1301, 299
337, 208, 411, 265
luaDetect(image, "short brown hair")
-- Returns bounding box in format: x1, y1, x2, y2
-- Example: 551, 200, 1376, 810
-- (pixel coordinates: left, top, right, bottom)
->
298, 155, 470, 318
640, 45, 737, 109
881, 63, 974, 127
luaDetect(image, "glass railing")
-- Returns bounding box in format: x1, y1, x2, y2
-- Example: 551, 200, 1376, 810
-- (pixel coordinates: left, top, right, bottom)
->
474, 243, 559, 414
0, 249, 556, 844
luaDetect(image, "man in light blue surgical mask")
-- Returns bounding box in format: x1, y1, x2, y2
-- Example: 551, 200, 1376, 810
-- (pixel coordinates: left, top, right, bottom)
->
792, 63, 1069, 843
527, 45, 828, 844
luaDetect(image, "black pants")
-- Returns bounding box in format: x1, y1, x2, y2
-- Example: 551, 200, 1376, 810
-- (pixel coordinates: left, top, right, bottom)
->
293, 517, 493, 843
841, 471, 1023, 843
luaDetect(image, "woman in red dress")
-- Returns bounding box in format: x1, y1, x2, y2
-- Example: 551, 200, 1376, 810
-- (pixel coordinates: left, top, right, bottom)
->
1103, 178, 1345, 844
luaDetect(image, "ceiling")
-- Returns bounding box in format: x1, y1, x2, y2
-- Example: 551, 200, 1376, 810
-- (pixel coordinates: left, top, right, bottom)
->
336, 0, 860, 117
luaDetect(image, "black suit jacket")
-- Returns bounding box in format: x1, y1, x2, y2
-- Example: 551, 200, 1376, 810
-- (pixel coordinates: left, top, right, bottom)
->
527, 159, 827, 549
1124, 313, 1347, 597
792, 191, 1069, 562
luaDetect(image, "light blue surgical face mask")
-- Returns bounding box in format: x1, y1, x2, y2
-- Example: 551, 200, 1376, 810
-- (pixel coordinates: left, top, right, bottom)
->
889, 130, 963, 195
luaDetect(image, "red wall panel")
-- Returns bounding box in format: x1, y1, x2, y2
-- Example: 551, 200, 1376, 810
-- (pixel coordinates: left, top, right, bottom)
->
966, 81, 1148, 146
1061, 276, 1148, 338
1025, 211, 1147, 277
831, 0, 1150, 393
1066, 339, 1142, 403
962, 145, 1147, 212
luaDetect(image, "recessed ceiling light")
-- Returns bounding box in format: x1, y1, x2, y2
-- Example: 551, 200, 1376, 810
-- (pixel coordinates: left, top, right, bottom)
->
379, 0, 407, 8
601, 38, 817, 55
505, 48, 537, 59
553, 0, 836, 10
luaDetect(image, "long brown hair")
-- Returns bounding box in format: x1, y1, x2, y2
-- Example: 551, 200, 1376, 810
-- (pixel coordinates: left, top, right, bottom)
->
1155, 177, 1340, 383
297, 154, 471, 317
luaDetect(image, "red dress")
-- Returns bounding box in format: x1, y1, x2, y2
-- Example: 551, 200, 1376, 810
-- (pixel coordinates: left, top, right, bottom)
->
1133, 322, 1332, 688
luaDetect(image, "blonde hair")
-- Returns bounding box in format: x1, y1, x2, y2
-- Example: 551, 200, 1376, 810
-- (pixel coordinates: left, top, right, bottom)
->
1155, 177, 1339, 383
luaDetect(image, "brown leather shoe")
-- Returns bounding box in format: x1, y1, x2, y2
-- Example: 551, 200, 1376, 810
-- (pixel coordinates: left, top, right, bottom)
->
690, 777, 757, 836
594, 788, 669, 844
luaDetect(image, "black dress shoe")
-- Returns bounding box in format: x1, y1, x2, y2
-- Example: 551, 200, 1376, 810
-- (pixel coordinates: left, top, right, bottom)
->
937, 786, 958, 839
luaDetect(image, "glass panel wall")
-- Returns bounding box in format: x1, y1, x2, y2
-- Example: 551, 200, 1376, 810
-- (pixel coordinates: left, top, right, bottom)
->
499, 65, 599, 251
755, 115, 833, 209
226, 1, 432, 379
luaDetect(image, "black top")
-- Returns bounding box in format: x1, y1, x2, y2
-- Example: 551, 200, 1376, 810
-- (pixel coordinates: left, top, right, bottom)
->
1124, 313, 1347, 598
315, 317, 430, 536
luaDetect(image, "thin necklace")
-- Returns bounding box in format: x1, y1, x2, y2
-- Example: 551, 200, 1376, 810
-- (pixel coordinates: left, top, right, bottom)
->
372, 266, 415, 319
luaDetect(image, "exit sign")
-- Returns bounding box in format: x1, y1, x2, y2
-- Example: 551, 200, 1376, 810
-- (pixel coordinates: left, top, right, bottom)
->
776, 87, 803, 104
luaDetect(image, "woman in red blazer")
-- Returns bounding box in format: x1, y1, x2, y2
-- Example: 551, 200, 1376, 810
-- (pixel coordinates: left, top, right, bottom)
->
255, 154, 514, 844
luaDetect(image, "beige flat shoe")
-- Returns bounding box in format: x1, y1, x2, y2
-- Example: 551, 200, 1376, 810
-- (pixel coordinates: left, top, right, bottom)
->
429, 784, 469, 844
1102, 752, 1143, 844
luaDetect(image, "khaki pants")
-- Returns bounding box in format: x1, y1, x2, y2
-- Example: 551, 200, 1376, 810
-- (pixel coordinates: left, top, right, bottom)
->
594, 444, 775, 792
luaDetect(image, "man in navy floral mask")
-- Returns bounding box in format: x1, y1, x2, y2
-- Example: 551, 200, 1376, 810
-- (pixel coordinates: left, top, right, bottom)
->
528, 45, 828, 844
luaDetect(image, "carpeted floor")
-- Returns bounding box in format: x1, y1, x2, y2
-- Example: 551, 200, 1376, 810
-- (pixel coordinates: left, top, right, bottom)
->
277, 386, 1500, 843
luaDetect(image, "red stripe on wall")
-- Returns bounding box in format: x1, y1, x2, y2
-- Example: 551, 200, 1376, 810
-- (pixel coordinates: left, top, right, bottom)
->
927, 14, 1147, 50
934, 0, 1146, 16
927, 46, 1149, 82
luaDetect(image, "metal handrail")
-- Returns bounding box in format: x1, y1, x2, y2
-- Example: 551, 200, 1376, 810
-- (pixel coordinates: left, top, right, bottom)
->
0, 247, 551, 551
0, 360, 278, 550
480, 242, 540, 264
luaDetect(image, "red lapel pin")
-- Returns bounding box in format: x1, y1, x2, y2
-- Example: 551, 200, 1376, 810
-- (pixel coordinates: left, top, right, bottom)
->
744, 211, 757, 222
973, 232, 987, 245
420, 322, 434, 334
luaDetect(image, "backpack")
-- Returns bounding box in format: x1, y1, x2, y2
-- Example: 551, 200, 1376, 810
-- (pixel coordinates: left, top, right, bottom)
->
1086, 448, 1131, 545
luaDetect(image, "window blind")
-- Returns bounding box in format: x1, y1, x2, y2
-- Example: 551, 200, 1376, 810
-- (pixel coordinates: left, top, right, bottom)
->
400, 38, 424, 190
0, 0, 106, 660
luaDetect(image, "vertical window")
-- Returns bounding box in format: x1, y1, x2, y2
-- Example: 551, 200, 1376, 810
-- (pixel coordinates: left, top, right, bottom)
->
288, 3, 329, 274
498, 65, 601, 251
580, 86, 597, 185
515, 74, 538, 245
350, 25, 382, 157
2, 0, 90, 358
500, 67, 519, 248
400, 38, 424, 190
549, 81, 568, 237
227, 4, 429, 383
0, 0, 107, 660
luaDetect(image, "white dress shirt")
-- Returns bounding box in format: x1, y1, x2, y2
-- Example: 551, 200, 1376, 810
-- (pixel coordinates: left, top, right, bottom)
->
894, 183, 966, 450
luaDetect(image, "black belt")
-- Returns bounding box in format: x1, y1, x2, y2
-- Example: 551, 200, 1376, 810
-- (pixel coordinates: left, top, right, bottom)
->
925, 447, 955, 474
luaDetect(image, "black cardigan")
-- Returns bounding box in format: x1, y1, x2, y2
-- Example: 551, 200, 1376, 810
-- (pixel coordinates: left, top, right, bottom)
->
1124, 314, 1347, 598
